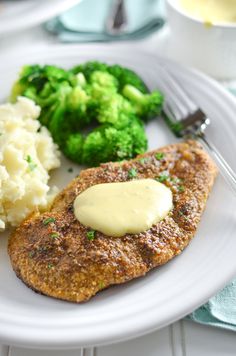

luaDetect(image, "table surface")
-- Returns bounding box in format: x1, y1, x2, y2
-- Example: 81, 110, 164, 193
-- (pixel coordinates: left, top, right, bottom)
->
1, 24, 236, 356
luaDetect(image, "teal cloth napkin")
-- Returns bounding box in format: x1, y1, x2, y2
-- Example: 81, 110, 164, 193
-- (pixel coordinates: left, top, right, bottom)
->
46, 0, 165, 42
188, 280, 236, 332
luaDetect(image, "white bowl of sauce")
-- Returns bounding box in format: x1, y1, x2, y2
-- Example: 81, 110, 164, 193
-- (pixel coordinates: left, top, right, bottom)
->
166, 0, 236, 78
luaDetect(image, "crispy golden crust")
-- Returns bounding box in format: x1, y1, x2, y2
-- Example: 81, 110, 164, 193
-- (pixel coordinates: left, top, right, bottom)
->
8, 140, 218, 302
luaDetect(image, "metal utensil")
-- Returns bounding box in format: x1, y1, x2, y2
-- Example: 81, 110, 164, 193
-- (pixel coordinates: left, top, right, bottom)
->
160, 67, 236, 194
105, 0, 127, 35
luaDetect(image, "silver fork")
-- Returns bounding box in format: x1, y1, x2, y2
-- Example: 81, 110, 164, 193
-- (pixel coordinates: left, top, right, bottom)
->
159, 67, 236, 194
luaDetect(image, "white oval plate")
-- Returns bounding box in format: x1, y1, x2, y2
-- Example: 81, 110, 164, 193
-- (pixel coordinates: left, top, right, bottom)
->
0, 45, 236, 349
0, 0, 82, 37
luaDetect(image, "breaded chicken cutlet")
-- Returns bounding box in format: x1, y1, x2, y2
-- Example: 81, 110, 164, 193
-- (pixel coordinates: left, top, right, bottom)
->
8, 140, 218, 302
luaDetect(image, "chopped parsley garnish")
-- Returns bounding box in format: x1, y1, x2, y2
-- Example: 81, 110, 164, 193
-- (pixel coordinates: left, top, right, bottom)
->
128, 168, 137, 178
68, 167, 73, 173
43, 217, 56, 225
139, 157, 151, 164
87, 230, 95, 241
155, 152, 165, 161
156, 173, 169, 183
170, 177, 178, 184
178, 210, 189, 221
28, 251, 35, 258
50, 232, 59, 239
47, 263, 54, 269
98, 281, 105, 289
178, 185, 185, 192
170, 176, 184, 186
25, 155, 37, 171
139, 158, 147, 164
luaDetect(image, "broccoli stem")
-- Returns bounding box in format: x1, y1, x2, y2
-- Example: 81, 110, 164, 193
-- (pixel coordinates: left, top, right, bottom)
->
75, 72, 86, 88
122, 84, 144, 103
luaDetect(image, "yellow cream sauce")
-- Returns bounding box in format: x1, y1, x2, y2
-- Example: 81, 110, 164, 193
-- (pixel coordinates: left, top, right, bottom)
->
74, 179, 173, 237
180, 0, 236, 24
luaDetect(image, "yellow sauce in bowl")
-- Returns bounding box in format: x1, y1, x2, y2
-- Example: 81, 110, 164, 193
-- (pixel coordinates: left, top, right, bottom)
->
180, 0, 236, 24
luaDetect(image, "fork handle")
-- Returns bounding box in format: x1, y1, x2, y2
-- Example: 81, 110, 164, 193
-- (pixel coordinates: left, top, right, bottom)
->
197, 133, 236, 195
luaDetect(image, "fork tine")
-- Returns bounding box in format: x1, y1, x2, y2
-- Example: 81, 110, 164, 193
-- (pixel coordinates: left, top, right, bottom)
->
158, 66, 197, 120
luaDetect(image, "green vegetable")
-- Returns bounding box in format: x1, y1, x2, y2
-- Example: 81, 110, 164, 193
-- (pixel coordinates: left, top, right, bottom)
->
25, 155, 37, 171
87, 230, 96, 241
139, 157, 150, 165
98, 281, 105, 289
71, 61, 109, 81
71, 61, 148, 93
90, 70, 118, 91
155, 152, 165, 160
11, 61, 163, 166
43, 217, 56, 225
81, 118, 147, 166
96, 94, 134, 127
128, 167, 137, 179
156, 173, 169, 183
64, 133, 84, 163
28, 251, 35, 258
50, 232, 59, 239
122, 84, 163, 121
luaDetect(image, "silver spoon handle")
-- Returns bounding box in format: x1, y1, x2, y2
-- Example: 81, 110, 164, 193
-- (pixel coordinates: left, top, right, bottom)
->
198, 133, 236, 195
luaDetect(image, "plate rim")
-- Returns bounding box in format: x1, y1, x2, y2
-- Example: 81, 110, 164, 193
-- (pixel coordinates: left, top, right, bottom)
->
0, 0, 82, 36
1, 44, 236, 349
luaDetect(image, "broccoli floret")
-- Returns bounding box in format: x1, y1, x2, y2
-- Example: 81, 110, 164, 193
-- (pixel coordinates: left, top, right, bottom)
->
65, 86, 91, 130
82, 117, 147, 166
44, 65, 71, 82
122, 84, 164, 121
87, 73, 136, 128
11, 65, 63, 101
67, 87, 89, 117
69, 72, 87, 88
12, 65, 72, 100
71, 61, 148, 93
39, 82, 55, 98
96, 93, 134, 128
64, 133, 84, 163
84, 71, 119, 122
21, 86, 39, 103
48, 84, 91, 143
17, 64, 45, 87
11, 65, 42, 101
108, 64, 148, 93
90, 71, 118, 90
11, 81, 29, 102
74, 72, 87, 88
71, 61, 108, 79
87, 71, 118, 106
45, 82, 72, 143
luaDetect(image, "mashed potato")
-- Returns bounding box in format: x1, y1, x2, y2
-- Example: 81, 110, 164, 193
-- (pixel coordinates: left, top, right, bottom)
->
0, 97, 60, 230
